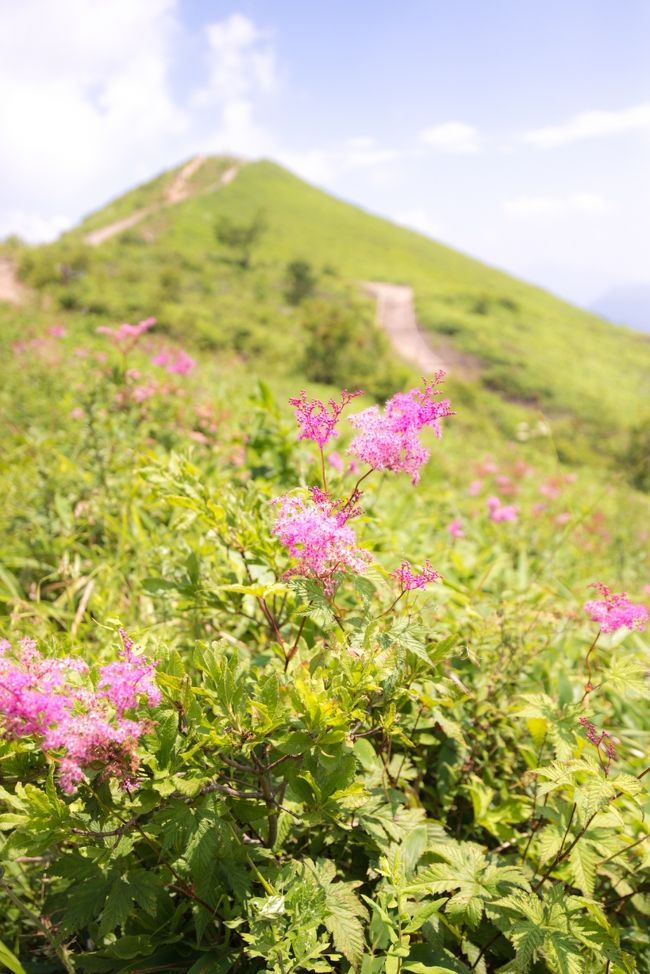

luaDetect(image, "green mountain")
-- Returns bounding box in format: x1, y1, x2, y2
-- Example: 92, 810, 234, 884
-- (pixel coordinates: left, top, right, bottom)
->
4, 155, 650, 476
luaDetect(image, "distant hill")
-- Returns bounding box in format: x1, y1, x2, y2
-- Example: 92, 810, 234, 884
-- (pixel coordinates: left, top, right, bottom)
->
591, 284, 650, 334
6, 155, 650, 468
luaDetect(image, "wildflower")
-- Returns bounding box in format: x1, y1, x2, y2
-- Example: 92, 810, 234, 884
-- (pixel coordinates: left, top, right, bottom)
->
289, 389, 362, 448
328, 451, 344, 472
448, 519, 464, 538
151, 347, 196, 375
486, 496, 517, 522
97, 629, 161, 716
347, 375, 453, 485
578, 715, 616, 775
393, 560, 441, 591
97, 317, 156, 350
71, 407, 85, 420
540, 479, 562, 499
584, 583, 648, 633
495, 474, 516, 495
131, 383, 157, 402
272, 488, 370, 587
477, 458, 498, 476
490, 504, 518, 523
49, 324, 66, 338
467, 479, 483, 496
0, 633, 159, 793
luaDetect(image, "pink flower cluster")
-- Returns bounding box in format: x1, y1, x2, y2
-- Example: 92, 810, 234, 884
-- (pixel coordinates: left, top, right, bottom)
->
392, 560, 441, 591
151, 347, 196, 375
584, 583, 648, 633
347, 375, 453, 484
289, 389, 362, 448
447, 519, 464, 538
272, 488, 370, 588
0, 631, 161, 792
487, 495, 518, 522
96, 317, 156, 350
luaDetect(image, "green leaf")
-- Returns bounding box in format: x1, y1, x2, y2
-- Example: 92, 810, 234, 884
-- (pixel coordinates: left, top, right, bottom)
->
568, 842, 599, 896
99, 876, 133, 937
0, 941, 27, 974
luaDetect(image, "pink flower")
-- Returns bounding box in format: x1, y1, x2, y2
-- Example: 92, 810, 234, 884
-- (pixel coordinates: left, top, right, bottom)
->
347, 375, 453, 485
467, 479, 483, 496
584, 583, 648, 633
152, 347, 196, 375
447, 519, 464, 539
289, 389, 363, 449
49, 324, 66, 338
97, 317, 156, 350
188, 430, 210, 444
554, 512, 571, 525
97, 629, 161, 716
540, 480, 562, 499
393, 560, 441, 591
0, 633, 160, 792
489, 502, 518, 522
70, 407, 85, 420
486, 495, 501, 511
477, 458, 498, 476
328, 451, 344, 472
131, 384, 157, 402
495, 474, 516, 495
272, 488, 370, 586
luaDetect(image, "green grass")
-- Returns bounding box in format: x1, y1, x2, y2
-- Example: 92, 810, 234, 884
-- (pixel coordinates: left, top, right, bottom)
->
7, 155, 650, 472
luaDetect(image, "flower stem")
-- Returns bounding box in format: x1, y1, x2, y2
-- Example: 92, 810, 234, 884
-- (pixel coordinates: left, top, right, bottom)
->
580, 628, 601, 703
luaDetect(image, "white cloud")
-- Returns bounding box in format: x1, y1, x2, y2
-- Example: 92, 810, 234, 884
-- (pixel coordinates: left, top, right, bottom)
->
0, 5, 285, 238
393, 208, 444, 239
419, 122, 480, 154
503, 193, 612, 219
346, 136, 377, 150
0, 211, 73, 244
0, 0, 187, 238
192, 13, 277, 154
280, 141, 401, 186
524, 103, 650, 147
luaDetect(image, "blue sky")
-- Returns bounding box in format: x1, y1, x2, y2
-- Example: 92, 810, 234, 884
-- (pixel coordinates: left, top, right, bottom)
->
1, 0, 649, 306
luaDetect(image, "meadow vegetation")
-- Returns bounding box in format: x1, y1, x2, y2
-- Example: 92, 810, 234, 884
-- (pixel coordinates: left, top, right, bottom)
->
0, 158, 648, 972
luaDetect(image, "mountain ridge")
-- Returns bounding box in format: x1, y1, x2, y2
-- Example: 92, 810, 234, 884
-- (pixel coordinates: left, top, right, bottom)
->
3, 155, 649, 473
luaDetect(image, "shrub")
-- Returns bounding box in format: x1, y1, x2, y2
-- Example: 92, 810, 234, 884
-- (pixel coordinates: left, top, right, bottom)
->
215, 209, 267, 269
301, 295, 412, 401
285, 259, 318, 305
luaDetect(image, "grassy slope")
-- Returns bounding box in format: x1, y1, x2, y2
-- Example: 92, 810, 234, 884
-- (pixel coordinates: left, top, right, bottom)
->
197, 161, 649, 430
8, 156, 650, 468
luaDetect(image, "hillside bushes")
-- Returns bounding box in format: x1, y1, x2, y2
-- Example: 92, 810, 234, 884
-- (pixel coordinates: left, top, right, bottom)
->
301, 295, 412, 402
0, 313, 648, 973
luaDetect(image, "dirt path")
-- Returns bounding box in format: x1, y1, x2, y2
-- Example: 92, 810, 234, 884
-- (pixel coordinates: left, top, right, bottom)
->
0, 258, 27, 305
84, 208, 155, 246
363, 281, 450, 373
165, 155, 206, 204
85, 156, 243, 247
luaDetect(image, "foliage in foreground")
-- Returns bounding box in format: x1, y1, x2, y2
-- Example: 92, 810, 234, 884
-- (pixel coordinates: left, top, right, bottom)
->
0, 315, 648, 974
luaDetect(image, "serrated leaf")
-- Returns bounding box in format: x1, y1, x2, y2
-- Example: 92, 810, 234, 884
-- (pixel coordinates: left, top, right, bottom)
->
99, 876, 133, 938
568, 842, 599, 896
